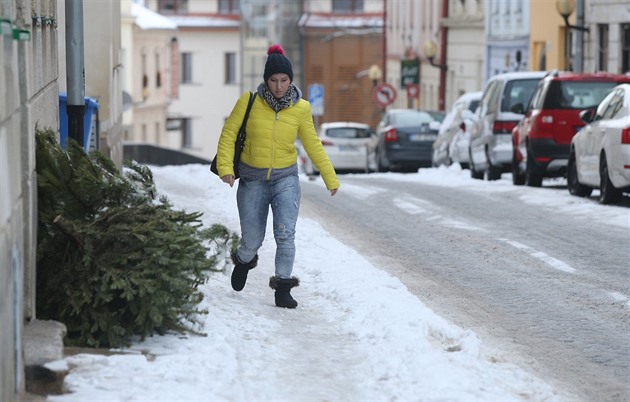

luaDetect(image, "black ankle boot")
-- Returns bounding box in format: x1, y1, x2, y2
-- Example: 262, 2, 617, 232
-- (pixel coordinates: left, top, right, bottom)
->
230, 253, 258, 291
269, 276, 299, 308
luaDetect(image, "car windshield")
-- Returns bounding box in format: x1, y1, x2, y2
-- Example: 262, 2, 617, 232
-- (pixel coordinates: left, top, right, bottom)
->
468, 100, 480, 112
392, 111, 435, 126
325, 127, 371, 139
501, 78, 541, 112
543, 80, 621, 109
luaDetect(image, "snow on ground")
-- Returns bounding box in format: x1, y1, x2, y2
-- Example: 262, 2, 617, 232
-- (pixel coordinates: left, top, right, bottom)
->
45, 163, 628, 402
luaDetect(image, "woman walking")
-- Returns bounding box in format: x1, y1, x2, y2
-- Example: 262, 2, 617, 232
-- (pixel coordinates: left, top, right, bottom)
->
215, 44, 340, 308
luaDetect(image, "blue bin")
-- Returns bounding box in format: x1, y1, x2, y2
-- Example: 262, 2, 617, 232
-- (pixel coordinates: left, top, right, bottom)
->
59, 93, 99, 151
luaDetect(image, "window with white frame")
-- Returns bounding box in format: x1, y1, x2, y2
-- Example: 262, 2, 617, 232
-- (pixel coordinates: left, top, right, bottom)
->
622, 24, 630, 73
181, 52, 192, 84
598, 24, 608, 72
332, 0, 364, 14
225, 52, 236, 84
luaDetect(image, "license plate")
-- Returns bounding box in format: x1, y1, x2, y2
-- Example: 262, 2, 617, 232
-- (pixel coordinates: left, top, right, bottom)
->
338, 145, 360, 151
410, 133, 436, 141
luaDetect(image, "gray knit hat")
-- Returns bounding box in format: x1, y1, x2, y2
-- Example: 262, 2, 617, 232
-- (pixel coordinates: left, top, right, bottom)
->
263, 44, 293, 82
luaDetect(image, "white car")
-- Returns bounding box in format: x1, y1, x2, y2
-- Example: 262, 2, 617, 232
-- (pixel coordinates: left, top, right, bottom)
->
567, 83, 630, 204
448, 109, 477, 169
298, 122, 373, 175
432, 91, 482, 168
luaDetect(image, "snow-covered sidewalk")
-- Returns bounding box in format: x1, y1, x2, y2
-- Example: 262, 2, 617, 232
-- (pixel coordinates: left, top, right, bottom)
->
47, 164, 567, 401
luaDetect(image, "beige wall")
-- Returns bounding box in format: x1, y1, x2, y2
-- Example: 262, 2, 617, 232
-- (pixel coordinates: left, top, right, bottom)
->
1, 0, 59, 400
169, 29, 241, 159
127, 26, 174, 147
530, 1, 566, 71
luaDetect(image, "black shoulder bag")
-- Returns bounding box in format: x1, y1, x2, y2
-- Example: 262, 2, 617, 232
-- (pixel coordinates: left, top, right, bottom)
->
210, 91, 257, 179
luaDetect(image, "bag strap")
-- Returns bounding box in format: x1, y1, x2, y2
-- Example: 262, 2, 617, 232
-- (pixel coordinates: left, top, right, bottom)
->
240, 92, 257, 137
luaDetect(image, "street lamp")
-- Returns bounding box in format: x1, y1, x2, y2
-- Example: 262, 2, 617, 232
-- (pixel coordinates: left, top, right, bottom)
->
555, 0, 589, 32
367, 64, 382, 87
423, 40, 447, 71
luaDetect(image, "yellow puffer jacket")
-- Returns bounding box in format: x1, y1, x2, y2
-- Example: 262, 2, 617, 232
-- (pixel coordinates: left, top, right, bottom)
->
217, 91, 340, 191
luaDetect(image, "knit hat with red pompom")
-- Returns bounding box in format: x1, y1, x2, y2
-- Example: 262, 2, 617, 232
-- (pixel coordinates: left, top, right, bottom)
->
263, 44, 293, 82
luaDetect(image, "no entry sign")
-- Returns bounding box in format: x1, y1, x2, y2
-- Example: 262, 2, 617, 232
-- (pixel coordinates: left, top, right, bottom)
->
372, 83, 397, 107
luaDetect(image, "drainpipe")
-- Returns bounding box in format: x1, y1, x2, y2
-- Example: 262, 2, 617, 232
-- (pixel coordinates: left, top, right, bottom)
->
438, 0, 448, 111
65, 0, 85, 147
574, 0, 585, 73
382, 0, 387, 81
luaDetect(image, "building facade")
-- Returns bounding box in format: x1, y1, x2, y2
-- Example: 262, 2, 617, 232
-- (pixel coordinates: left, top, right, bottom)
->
1, 0, 59, 399
301, 0, 384, 128
121, 1, 177, 152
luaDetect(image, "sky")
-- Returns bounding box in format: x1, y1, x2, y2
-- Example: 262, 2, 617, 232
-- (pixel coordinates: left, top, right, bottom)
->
45, 164, 628, 402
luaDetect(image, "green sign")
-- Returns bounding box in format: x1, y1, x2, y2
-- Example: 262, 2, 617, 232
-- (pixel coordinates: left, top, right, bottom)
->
401, 58, 419, 88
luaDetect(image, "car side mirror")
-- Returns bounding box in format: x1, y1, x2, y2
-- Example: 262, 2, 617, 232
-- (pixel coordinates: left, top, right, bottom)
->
579, 109, 593, 124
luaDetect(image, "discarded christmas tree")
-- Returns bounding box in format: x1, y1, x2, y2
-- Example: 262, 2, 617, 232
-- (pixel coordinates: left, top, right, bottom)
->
35, 128, 237, 348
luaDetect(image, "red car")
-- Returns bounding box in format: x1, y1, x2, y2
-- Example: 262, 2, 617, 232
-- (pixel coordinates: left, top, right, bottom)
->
511, 71, 630, 186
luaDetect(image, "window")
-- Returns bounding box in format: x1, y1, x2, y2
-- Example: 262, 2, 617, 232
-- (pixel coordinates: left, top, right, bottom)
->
142, 53, 149, 99
598, 24, 609, 72
332, 0, 364, 14
158, 0, 188, 14
326, 127, 371, 139
219, 0, 240, 14
544, 81, 621, 109
181, 52, 192, 84
155, 53, 162, 88
501, 79, 540, 112
622, 24, 630, 74
181, 118, 192, 148
225, 52, 236, 84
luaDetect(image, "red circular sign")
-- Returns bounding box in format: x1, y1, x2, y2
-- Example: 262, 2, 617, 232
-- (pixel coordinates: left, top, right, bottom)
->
406, 84, 419, 99
372, 83, 397, 107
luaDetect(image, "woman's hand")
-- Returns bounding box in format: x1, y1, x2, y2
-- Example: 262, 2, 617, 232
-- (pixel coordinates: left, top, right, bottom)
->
221, 175, 235, 188
330, 188, 338, 196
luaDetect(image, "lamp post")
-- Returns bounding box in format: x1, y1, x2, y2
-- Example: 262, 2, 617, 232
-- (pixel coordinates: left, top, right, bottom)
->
556, 0, 588, 72
423, 40, 447, 71
423, 39, 447, 111
368, 64, 382, 88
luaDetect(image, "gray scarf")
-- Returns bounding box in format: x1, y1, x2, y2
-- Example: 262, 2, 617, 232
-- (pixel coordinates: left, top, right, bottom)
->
257, 82, 303, 113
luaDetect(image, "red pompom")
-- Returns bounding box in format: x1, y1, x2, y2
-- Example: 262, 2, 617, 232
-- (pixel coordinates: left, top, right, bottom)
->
267, 44, 286, 56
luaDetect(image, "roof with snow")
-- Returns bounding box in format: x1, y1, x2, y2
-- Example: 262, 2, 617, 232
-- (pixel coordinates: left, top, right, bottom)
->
131, 3, 177, 30
298, 12, 384, 29
167, 14, 240, 29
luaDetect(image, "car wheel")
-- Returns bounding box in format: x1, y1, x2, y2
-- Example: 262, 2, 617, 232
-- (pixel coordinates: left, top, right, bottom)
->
599, 155, 622, 204
486, 149, 501, 180
469, 149, 483, 180
487, 164, 501, 181
376, 147, 389, 172
512, 150, 525, 185
525, 147, 543, 187
567, 150, 592, 197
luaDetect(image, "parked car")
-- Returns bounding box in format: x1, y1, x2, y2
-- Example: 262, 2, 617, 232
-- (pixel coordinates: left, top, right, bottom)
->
368, 109, 441, 172
448, 109, 477, 169
432, 91, 482, 168
511, 71, 630, 186
469, 71, 547, 180
298, 121, 373, 175
567, 83, 630, 204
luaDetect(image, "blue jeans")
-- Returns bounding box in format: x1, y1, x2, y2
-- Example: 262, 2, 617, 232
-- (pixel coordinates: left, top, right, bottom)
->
236, 173, 301, 278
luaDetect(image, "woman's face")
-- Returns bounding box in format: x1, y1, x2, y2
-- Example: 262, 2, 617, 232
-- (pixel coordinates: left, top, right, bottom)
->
267, 73, 291, 99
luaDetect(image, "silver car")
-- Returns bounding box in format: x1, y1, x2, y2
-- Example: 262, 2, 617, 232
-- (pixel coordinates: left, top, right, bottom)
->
298, 121, 373, 175
469, 71, 547, 180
